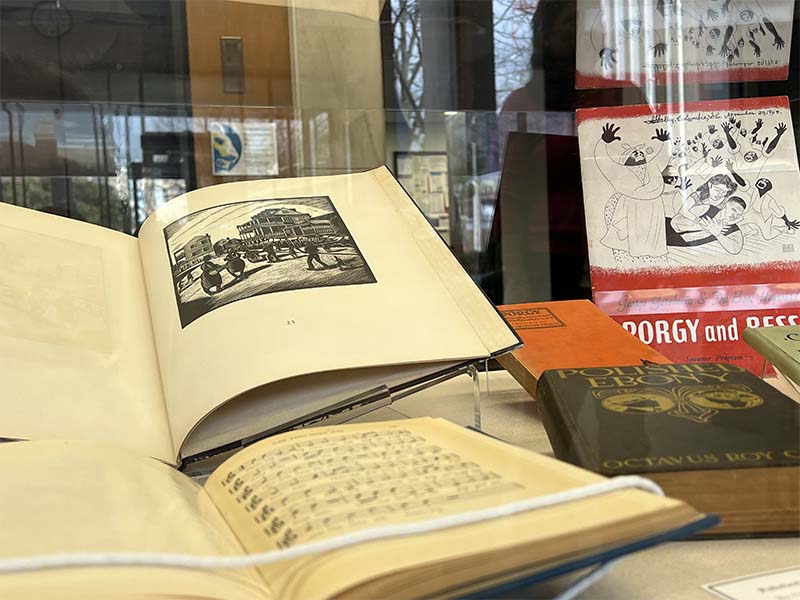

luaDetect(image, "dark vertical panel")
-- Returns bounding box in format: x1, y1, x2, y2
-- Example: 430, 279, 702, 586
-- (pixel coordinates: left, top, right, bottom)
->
379, 0, 397, 112
420, 0, 457, 110
0, 0, 191, 104
454, 0, 497, 111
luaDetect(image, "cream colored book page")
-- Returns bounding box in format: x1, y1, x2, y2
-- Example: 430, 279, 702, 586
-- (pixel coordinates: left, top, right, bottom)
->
1, 573, 267, 600
0, 204, 173, 463
371, 167, 519, 353
137, 169, 489, 453
0, 440, 270, 600
204, 418, 693, 598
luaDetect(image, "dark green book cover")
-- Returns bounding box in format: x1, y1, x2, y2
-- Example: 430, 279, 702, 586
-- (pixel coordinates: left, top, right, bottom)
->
538, 363, 800, 476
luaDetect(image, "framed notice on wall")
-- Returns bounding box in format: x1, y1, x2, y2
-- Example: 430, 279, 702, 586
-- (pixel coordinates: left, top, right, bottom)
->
210, 120, 279, 176
394, 152, 450, 237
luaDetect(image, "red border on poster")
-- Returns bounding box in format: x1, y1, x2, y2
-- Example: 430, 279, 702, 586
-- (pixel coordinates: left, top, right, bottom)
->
575, 66, 790, 90
577, 96, 789, 126
579, 96, 800, 374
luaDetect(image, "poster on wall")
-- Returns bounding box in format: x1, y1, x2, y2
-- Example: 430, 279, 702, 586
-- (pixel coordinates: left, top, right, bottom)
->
575, 0, 795, 89
577, 96, 800, 374
210, 120, 279, 176
394, 152, 450, 237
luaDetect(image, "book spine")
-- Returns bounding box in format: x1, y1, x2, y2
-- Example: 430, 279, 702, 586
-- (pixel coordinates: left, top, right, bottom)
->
497, 353, 539, 399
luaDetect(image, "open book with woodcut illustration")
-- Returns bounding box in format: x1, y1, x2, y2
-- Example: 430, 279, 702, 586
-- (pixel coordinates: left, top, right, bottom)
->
0, 167, 520, 466
0, 418, 715, 599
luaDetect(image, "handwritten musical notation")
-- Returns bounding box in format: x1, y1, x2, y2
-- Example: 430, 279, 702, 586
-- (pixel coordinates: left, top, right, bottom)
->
218, 428, 524, 549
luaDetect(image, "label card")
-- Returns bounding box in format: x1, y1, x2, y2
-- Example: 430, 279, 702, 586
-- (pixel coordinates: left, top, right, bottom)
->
704, 566, 800, 600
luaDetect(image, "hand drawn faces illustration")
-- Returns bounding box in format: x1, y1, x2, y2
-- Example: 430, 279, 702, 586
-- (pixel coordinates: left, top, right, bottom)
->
721, 197, 747, 224
711, 182, 732, 203
622, 144, 653, 166
695, 174, 738, 206
661, 163, 680, 185
620, 18, 643, 39
743, 150, 759, 162
591, 0, 788, 73
756, 177, 774, 196
740, 8, 756, 22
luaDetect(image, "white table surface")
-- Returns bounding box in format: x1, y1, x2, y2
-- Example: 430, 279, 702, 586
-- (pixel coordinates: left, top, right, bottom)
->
355, 370, 800, 599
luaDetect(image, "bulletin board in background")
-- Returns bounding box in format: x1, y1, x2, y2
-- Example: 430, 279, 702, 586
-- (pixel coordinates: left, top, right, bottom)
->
394, 152, 451, 238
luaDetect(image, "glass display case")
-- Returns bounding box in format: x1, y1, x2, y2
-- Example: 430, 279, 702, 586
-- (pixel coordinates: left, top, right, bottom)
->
1, 0, 799, 596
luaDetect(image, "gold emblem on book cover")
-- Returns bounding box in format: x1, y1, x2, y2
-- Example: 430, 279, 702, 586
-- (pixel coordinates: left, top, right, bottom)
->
601, 390, 675, 414
596, 384, 763, 424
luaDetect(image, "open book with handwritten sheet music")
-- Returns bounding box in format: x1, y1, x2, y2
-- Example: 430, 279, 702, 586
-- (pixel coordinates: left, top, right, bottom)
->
0, 167, 519, 466
0, 418, 714, 599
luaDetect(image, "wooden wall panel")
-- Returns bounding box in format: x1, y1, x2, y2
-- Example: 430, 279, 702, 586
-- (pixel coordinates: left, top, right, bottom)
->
185, 1, 293, 187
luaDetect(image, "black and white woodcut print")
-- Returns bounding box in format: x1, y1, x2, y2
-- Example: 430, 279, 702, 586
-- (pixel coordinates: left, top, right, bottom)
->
165, 197, 376, 327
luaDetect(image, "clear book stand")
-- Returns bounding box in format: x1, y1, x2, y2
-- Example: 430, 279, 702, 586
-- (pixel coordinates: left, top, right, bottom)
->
183, 359, 490, 480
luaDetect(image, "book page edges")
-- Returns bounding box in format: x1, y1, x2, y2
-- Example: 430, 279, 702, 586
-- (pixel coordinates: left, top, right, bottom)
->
417, 515, 716, 600
370, 167, 521, 356
497, 352, 539, 398
203, 417, 698, 599
179, 359, 464, 460
305, 498, 701, 599
647, 465, 799, 535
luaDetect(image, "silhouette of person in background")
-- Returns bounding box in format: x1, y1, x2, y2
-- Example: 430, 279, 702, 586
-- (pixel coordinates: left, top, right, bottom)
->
499, 0, 645, 136
489, 0, 648, 302
501, 0, 577, 113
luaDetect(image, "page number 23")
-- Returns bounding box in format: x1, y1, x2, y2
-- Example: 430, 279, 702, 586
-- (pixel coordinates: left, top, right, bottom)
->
286, 319, 296, 326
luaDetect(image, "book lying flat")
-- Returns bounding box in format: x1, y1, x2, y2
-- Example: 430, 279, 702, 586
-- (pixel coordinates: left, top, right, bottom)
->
0, 418, 714, 599
497, 300, 670, 399
537, 363, 800, 535
743, 325, 800, 388
0, 167, 519, 466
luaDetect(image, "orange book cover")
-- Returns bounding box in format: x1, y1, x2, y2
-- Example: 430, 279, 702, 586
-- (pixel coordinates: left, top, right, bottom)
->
497, 300, 671, 398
